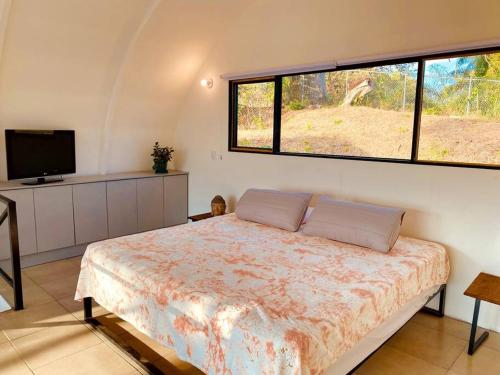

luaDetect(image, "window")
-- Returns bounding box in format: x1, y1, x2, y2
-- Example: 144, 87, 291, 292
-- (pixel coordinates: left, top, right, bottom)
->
229, 47, 500, 169
231, 80, 275, 150
281, 63, 417, 159
419, 52, 500, 165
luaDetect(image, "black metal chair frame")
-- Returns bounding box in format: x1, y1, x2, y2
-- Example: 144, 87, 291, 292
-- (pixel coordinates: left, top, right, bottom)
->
0, 194, 24, 311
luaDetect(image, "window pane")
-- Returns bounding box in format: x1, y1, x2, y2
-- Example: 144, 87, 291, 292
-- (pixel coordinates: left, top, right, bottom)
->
236, 81, 274, 149
419, 52, 500, 165
280, 63, 417, 159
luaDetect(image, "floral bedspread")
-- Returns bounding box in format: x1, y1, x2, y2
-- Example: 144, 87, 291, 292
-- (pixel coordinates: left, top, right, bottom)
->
76, 213, 449, 375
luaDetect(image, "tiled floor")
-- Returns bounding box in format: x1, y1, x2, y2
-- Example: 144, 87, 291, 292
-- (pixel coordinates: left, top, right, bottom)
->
0, 257, 499, 375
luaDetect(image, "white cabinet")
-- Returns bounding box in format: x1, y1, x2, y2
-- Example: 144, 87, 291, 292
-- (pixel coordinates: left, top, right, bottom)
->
164, 175, 188, 227
34, 186, 75, 252
73, 182, 108, 244
137, 177, 164, 232
0, 189, 37, 260
0, 171, 188, 262
107, 180, 138, 238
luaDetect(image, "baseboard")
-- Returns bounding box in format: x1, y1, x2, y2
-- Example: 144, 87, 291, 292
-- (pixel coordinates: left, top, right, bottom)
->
18, 244, 87, 268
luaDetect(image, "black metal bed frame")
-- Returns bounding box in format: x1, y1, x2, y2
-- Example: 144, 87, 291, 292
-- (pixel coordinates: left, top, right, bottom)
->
83, 284, 446, 375
347, 283, 446, 374
0, 194, 23, 311
84, 298, 164, 374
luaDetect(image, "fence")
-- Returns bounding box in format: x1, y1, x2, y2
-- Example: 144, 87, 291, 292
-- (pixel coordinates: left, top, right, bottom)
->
237, 71, 500, 130
423, 74, 500, 118
283, 69, 500, 118
282, 69, 417, 113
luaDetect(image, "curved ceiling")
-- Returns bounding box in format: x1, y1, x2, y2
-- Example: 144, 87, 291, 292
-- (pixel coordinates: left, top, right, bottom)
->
0, 0, 243, 177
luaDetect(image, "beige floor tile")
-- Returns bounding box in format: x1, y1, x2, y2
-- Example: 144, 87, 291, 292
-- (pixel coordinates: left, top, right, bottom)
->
24, 259, 79, 285
450, 346, 500, 375
0, 277, 10, 292
387, 320, 467, 369
483, 329, 500, 352
38, 273, 79, 300
67, 256, 83, 267
0, 273, 51, 308
411, 313, 472, 341
57, 296, 107, 321
412, 313, 500, 353
0, 341, 32, 375
21, 284, 55, 308
0, 272, 36, 290
12, 322, 101, 369
0, 271, 35, 291
356, 345, 448, 375
0, 330, 8, 344
34, 342, 139, 375
0, 300, 78, 340
20, 272, 37, 288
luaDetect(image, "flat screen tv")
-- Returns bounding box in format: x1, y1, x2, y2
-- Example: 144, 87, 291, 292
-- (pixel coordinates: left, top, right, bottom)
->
5, 130, 76, 184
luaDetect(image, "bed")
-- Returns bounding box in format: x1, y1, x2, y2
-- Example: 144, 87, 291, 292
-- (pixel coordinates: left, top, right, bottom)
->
75, 213, 449, 375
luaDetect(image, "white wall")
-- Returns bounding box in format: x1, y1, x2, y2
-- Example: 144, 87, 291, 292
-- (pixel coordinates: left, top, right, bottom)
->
174, 0, 500, 331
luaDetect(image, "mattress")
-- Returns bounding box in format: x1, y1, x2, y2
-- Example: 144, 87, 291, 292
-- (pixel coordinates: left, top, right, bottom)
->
75, 213, 449, 375
325, 284, 440, 375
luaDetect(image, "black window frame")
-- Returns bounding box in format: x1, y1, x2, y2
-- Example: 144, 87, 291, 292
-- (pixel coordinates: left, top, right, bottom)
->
228, 46, 500, 170
229, 76, 276, 154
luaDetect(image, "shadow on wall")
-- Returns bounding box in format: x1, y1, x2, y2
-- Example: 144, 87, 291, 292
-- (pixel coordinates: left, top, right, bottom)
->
227, 195, 238, 212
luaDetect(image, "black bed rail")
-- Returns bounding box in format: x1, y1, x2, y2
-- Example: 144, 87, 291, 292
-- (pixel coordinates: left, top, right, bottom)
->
0, 194, 23, 310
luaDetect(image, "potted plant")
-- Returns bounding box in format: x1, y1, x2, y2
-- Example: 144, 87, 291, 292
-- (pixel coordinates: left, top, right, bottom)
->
151, 142, 174, 173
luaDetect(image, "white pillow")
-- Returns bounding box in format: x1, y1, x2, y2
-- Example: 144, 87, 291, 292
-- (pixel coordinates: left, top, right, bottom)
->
303, 196, 405, 253
236, 189, 312, 232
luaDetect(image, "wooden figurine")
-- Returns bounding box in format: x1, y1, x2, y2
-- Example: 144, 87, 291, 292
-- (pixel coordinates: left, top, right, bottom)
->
211, 195, 226, 216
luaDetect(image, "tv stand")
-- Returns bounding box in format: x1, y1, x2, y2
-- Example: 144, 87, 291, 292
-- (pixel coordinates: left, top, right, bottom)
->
22, 177, 64, 186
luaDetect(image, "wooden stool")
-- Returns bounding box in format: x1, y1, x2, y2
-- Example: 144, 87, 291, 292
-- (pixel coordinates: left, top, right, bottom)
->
464, 272, 500, 355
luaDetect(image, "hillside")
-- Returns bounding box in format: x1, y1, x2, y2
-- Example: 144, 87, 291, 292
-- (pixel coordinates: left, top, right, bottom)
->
237, 106, 500, 164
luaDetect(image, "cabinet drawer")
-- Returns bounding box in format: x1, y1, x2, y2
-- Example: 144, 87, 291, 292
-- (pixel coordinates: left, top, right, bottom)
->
107, 180, 138, 238
164, 175, 188, 227
34, 186, 75, 252
137, 177, 164, 232
73, 182, 108, 244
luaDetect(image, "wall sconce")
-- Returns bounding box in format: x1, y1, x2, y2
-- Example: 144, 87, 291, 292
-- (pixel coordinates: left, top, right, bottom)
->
200, 78, 213, 89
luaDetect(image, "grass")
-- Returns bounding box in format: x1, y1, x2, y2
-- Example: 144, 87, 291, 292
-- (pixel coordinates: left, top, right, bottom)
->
237, 106, 500, 164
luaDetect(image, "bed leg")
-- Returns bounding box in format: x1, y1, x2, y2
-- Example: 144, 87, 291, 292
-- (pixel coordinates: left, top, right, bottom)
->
83, 297, 93, 321
421, 284, 446, 317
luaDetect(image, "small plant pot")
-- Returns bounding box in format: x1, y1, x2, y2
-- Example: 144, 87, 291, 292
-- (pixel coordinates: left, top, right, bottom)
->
153, 161, 168, 174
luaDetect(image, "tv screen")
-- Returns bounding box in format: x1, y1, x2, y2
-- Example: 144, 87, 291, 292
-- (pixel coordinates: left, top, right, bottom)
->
5, 130, 76, 180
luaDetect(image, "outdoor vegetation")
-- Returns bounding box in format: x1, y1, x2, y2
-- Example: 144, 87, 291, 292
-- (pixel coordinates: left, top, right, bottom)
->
236, 52, 500, 165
